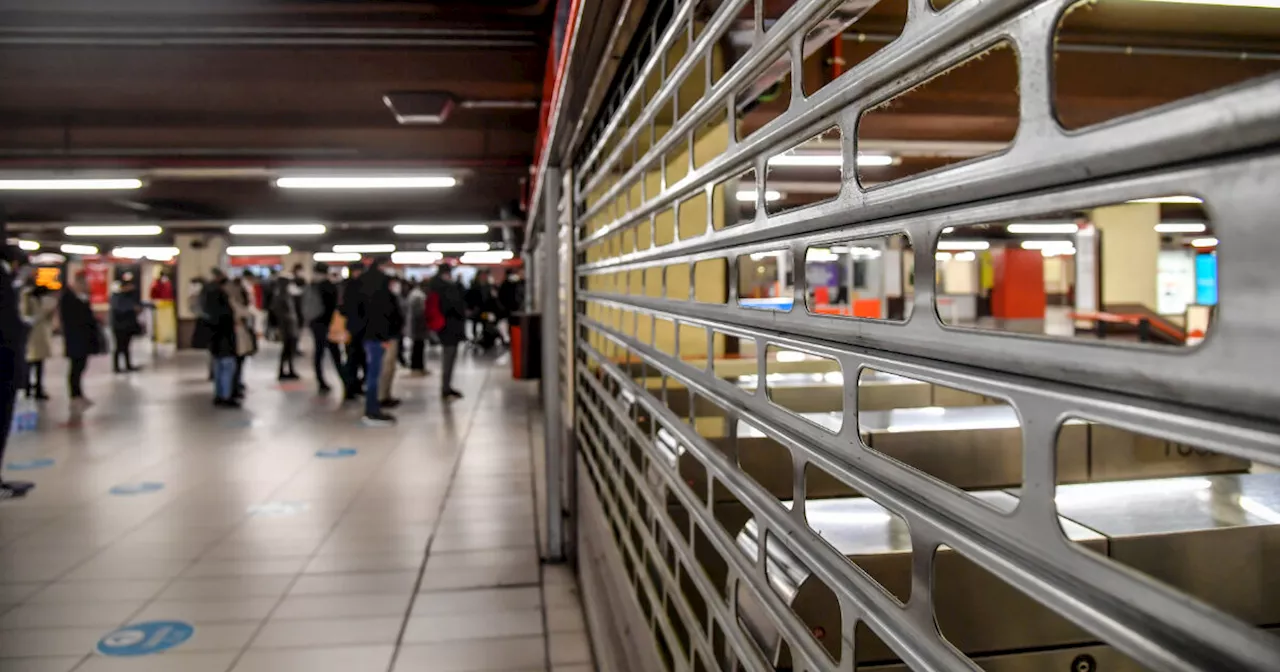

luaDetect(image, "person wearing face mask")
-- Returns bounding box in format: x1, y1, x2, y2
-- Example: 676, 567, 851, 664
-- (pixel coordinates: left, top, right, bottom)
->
19, 279, 57, 400
0, 245, 34, 499
59, 272, 104, 408
426, 263, 467, 400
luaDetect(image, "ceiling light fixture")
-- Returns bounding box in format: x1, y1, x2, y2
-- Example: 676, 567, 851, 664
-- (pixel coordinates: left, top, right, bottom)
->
227, 245, 291, 256
1154, 222, 1208, 234
16, 240, 40, 251
0, 178, 142, 191
314, 252, 362, 262
275, 176, 457, 190
64, 225, 162, 237
392, 224, 491, 235
936, 241, 990, 251
1128, 195, 1204, 205
1191, 237, 1220, 248
1006, 223, 1078, 234
332, 244, 395, 254
228, 223, 326, 235
1020, 240, 1077, 250
61, 243, 99, 255
391, 251, 444, 265
735, 189, 783, 202
459, 251, 515, 265
427, 242, 490, 252
111, 247, 180, 261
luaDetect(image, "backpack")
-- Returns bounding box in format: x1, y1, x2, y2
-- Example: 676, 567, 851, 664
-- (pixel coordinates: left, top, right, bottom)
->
425, 291, 445, 333
302, 284, 324, 323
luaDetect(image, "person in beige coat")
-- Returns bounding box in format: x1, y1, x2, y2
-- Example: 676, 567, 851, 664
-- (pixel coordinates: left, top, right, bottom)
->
228, 273, 256, 400
20, 282, 57, 400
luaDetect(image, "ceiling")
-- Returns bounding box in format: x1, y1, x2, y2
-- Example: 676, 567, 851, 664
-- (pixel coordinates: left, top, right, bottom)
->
0, 0, 556, 246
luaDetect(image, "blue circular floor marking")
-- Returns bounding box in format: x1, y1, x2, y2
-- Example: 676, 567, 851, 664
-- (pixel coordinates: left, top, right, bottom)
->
5, 458, 54, 471
315, 448, 357, 458
97, 621, 194, 657
110, 482, 165, 496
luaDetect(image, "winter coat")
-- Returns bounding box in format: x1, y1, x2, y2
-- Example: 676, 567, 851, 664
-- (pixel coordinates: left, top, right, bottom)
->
350, 268, 399, 342
109, 292, 142, 334
228, 281, 256, 357
427, 275, 468, 347
197, 282, 239, 358
406, 288, 427, 340
21, 287, 57, 361
59, 290, 103, 359
0, 262, 27, 385
270, 283, 299, 339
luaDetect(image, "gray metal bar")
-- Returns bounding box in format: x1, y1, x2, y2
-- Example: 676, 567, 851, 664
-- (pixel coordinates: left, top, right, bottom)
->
541, 167, 565, 562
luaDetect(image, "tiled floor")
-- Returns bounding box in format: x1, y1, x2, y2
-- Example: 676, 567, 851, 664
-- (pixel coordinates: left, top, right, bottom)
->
0, 344, 594, 671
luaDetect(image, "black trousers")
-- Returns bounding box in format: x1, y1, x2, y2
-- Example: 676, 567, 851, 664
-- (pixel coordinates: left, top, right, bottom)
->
68, 356, 87, 398
441, 344, 458, 393
25, 360, 44, 396
310, 323, 343, 388
410, 338, 427, 371
233, 355, 246, 394
344, 339, 366, 395
278, 335, 298, 377
112, 330, 135, 371
0, 376, 15, 472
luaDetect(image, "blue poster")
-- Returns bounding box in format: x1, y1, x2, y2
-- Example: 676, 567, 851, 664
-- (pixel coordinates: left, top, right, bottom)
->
1195, 254, 1218, 306
97, 621, 194, 657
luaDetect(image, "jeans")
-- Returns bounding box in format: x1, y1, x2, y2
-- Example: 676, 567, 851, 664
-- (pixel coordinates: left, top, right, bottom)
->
441, 344, 458, 394
363, 340, 385, 417
214, 356, 236, 400
310, 322, 342, 388
68, 356, 87, 398
278, 335, 298, 378
410, 338, 426, 371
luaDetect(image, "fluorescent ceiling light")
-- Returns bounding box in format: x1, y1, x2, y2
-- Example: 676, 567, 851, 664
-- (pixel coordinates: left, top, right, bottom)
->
937, 240, 990, 251
0, 178, 142, 191
1041, 248, 1075, 257
333, 244, 395, 254
17, 240, 39, 251
393, 224, 491, 235
227, 245, 291, 256
1021, 240, 1076, 250
736, 189, 783, 202
953, 251, 977, 262
459, 251, 516, 264
807, 249, 840, 262
766, 153, 895, 167
774, 350, 806, 363
64, 225, 162, 237
1128, 195, 1203, 205
61, 243, 99, 255
942, 227, 955, 234
112, 246, 179, 261
1154, 222, 1208, 234
427, 242, 490, 252
391, 251, 444, 265
314, 252, 361, 262
1006, 223, 1078, 234
935, 252, 953, 261
275, 176, 456, 190
228, 223, 326, 235
1191, 237, 1219, 248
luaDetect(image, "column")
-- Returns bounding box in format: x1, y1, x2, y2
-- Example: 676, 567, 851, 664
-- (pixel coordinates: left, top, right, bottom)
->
174, 234, 227, 348
1092, 202, 1160, 312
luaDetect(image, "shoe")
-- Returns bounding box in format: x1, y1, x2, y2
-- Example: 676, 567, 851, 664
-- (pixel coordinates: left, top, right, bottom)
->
284, 373, 301, 381
380, 398, 402, 409
0, 481, 34, 500
127, 366, 142, 372
442, 389, 464, 400
214, 398, 242, 409
362, 413, 396, 427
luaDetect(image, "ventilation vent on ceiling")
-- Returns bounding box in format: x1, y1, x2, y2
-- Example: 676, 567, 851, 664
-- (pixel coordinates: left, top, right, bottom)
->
383, 92, 457, 125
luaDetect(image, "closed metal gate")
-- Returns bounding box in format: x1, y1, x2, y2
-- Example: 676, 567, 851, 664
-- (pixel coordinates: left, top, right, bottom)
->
556, 0, 1280, 670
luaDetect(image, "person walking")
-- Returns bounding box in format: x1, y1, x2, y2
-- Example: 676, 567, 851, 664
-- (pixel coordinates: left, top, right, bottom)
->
378, 275, 405, 409
351, 256, 398, 425
339, 262, 366, 401
109, 280, 143, 373
20, 281, 56, 400
59, 273, 102, 408
304, 263, 342, 393
197, 270, 240, 408
0, 245, 33, 499
270, 275, 300, 381
427, 263, 467, 400
406, 280, 429, 375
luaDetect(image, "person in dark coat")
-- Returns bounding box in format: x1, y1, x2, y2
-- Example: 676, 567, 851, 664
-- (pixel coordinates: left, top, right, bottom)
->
351, 256, 398, 425
109, 280, 143, 373
0, 245, 33, 499
338, 262, 365, 401
428, 263, 467, 400
306, 263, 341, 393
406, 280, 428, 374
199, 270, 240, 407
59, 273, 102, 407
270, 275, 299, 380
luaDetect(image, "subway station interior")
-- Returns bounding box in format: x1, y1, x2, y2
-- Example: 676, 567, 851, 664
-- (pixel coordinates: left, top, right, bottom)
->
0, 0, 1278, 671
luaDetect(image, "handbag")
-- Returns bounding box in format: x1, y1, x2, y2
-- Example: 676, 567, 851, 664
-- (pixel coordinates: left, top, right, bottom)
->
328, 312, 349, 345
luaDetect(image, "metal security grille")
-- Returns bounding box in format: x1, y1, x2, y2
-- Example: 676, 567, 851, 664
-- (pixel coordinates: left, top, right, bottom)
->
562, 0, 1280, 670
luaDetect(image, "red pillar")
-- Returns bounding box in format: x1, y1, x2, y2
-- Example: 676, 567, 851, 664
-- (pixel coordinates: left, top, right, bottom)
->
991, 248, 1046, 319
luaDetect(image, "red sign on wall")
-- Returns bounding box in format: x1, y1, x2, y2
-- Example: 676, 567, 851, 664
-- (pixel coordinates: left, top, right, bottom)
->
84, 261, 110, 308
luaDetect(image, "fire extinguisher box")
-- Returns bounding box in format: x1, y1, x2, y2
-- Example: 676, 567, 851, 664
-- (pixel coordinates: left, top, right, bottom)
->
511, 312, 542, 380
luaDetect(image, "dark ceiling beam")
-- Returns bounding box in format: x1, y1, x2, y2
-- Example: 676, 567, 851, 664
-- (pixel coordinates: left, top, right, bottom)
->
0, 26, 541, 49
0, 110, 538, 131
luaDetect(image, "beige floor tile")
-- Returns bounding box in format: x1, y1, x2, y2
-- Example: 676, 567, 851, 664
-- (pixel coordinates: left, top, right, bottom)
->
402, 608, 543, 643
75, 651, 239, 672
230, 645, 395, 672
251, 616, 403, 649
393, 636, 546, 672
411, 587, 542, 617
272, 593, 411, 620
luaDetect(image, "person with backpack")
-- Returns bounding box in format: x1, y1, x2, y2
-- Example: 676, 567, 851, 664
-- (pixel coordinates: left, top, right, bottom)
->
426, 263, 466, 400
304, 263, 341, 394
